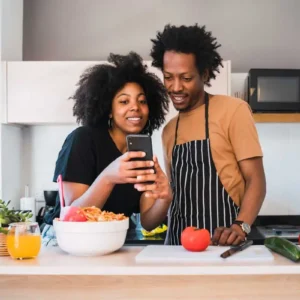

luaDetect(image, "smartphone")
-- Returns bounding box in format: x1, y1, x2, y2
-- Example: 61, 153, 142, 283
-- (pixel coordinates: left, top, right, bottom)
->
126, 134, 155, 183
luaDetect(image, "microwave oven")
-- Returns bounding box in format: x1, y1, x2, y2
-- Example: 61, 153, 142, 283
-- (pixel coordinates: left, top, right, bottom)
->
248, 69, 300, 112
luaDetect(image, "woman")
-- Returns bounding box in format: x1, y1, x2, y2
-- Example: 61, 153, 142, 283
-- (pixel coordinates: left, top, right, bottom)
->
42, 52, 172, 245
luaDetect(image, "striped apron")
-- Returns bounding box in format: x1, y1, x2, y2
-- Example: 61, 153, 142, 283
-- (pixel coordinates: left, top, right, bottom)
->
165, 92, 240, 245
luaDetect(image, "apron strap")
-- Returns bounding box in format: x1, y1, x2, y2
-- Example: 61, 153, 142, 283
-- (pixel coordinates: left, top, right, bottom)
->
173, 92, 210, 147
173, 114, 180, 147
204, 92, 209, 139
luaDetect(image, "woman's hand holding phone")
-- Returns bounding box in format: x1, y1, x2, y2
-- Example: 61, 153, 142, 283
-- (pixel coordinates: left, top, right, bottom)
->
103, 151, 155, 184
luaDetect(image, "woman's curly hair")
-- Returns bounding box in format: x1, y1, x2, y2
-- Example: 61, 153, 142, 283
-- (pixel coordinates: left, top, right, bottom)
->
150, 24, 223, 87
71, 52, 169, 135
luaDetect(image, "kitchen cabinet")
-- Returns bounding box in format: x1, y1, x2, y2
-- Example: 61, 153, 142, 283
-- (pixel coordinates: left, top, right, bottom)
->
205, 60, 231, 95
253, 113, 300, 123
5, 60, 231, 124
6, 61, 99, 124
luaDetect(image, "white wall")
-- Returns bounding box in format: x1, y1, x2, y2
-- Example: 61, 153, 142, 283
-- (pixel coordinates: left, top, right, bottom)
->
22, 125, 77, 202
1, 0, 23, 61
257, 123, 300, 215
0, 125, 1, 198
23, 0, 300, 72
1, 124, 23, 208
0, 0, 23, 207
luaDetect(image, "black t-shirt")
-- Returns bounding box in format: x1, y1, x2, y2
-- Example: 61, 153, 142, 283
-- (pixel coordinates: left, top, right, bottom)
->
44, 126, 142, 225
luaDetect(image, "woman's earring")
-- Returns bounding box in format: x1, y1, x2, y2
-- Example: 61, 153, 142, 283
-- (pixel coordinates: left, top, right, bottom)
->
108, 118, 113, 128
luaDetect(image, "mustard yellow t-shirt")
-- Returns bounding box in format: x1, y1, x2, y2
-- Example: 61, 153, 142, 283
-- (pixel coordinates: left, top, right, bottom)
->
162, 94, 263, 206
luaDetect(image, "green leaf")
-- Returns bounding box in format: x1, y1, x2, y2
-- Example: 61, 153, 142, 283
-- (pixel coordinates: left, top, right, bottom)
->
0, 199, 34, 225
0, 227, 8, 235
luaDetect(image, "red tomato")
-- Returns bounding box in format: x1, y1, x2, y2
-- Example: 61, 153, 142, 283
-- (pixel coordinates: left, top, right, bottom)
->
63, 207, 87, 222
298, 234, 300, 245
181, 227, 211, 252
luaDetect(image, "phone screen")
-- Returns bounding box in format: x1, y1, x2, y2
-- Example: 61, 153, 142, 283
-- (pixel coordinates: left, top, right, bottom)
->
126, 134, 155, 183
126, 134, 153, 162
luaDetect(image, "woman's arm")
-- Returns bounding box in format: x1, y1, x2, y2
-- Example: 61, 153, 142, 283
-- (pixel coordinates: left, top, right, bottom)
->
62, 151, 156, 208
63, 175, 115, 208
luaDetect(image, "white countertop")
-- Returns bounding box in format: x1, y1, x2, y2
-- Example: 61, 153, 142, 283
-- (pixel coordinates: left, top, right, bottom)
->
0, 245, 299, 276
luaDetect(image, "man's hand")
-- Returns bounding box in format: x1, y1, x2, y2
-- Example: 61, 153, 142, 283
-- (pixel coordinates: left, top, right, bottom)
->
212, 224, 246, 246
134, 156, 172, 203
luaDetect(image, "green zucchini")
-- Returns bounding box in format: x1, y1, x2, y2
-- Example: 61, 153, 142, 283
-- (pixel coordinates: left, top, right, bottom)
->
264, 236, 300, 262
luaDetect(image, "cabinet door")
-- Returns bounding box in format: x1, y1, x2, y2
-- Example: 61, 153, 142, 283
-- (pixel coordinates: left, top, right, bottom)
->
205, 60, 231, 95
7, 61, 99, 124
7, 60, 230, 125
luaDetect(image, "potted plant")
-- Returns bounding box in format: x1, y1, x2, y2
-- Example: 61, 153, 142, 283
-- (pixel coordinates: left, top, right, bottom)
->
0, 199, 33, 256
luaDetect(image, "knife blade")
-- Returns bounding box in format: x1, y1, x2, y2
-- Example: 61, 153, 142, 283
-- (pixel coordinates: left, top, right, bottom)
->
220, 239, 253, 259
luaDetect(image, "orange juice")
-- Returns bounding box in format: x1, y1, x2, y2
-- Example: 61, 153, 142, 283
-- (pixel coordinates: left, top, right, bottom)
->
7, 234, 41, 259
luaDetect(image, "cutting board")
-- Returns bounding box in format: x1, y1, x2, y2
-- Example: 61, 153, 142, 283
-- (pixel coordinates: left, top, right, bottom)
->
135, 245, 274, 263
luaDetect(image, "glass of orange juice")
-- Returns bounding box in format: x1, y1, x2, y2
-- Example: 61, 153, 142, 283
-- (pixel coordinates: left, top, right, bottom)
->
6, 222, 41, 260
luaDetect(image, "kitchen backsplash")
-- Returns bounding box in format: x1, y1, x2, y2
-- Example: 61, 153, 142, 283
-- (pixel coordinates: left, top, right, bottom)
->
0, 124, 23, 208
256, 122, 300, 215
21, 125, 78, 199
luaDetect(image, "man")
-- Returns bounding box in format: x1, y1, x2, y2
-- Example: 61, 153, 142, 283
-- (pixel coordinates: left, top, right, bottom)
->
150, 24, 266, 246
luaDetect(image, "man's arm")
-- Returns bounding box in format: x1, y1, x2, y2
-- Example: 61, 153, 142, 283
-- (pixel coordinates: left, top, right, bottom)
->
235, 156, 266, 225
212, 101, 266, 246
138, 131, 173, 231
212, 156, 266, 246
137, 156, 172, 231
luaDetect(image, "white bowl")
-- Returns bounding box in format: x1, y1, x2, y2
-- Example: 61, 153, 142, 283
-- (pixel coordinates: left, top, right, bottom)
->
53, 218, 129, 256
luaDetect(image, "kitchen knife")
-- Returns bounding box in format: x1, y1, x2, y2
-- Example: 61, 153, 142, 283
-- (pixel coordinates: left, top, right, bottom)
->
220, 240, 254, 259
